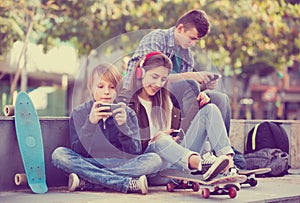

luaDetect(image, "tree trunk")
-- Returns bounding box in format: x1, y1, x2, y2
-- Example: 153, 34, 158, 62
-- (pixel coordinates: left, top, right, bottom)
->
10, 20, 33, 103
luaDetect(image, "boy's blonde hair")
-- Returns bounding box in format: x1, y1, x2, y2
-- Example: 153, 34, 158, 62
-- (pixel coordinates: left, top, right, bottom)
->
88, 63, 122, 97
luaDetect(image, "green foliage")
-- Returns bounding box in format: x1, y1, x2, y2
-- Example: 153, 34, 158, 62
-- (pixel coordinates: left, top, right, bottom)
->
0, 17, 22, 61
0, 1, 24, 61
204, 0, 299, 78
0, 0, 299, 74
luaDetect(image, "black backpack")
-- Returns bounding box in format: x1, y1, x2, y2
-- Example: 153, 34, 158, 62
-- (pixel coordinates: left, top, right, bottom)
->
245, 121, 289, 154
244, 121, 290, 176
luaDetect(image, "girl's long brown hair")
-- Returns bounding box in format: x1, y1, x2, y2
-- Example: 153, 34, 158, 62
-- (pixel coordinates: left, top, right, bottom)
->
129, 52, 173, 130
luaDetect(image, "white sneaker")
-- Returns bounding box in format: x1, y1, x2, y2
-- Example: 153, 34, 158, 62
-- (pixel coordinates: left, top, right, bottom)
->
68, 173, 85, 192
222, 167, 241, 190
201, 154, 229, 180
222, 166, 239, 176
198, 151, 218, 171
128, 175, 148, 195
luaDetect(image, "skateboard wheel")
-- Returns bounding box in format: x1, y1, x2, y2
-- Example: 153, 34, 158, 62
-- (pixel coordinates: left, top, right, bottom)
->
166, 182, 175, 192
202, 188, 210, 198
249, 178, 258, 187
4, 105, 14, 116
192, 182, 200, 192
229, 187, 237, 198
15, 173, 27, 185
181, 181, 188, 189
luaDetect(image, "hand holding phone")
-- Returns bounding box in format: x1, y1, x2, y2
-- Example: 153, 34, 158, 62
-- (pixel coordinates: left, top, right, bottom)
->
98, 103, 122, 112
208, 74, 220, 81
170, 129, 181, 137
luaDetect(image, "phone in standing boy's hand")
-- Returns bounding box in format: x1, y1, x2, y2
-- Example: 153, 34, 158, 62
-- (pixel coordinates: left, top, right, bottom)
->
208, 74, 220, 81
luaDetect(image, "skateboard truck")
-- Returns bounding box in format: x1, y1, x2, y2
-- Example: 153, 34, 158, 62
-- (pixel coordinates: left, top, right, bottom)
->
239, 168, 271, 187
166, 179, 200, 192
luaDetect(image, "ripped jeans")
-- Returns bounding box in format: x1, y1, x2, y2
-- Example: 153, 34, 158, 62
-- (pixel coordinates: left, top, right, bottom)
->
147, 103, 234, 186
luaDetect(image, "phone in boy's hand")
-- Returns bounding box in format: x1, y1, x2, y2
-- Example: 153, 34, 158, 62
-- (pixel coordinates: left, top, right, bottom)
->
208, 74, 220, 81
98, 104, 122, 112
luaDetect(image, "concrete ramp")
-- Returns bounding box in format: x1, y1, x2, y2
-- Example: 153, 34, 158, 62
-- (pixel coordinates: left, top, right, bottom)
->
1, 117, 300, 193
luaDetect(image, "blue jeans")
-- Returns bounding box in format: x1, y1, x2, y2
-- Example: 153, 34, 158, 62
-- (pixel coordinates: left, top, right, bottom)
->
168, 80, 246, 169
205, 91, 246, 169
144, 135, 197, 186
51, 147, 162, 193
168, 79, 200, 118
183, 104, 233, 156
147, 104, 235, 186
168, 80, 230, 134
205, 91, 231, 134
145, 135, 197, 171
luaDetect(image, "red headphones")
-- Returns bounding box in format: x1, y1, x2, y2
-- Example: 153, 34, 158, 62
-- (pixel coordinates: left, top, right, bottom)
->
135, 51, 162, 79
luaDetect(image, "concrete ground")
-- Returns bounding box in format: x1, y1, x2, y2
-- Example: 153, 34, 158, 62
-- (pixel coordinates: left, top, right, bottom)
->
1, 174, 300, 203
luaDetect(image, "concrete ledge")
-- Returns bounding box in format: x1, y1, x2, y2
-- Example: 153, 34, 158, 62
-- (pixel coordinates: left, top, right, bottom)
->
0, 117, 299, 192
0, 117, 70, 191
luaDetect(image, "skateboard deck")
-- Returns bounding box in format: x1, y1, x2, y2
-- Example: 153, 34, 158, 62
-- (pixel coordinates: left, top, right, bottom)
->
239, 167, 272, 187
160, 169, 247, 199
10, 92, 48, 193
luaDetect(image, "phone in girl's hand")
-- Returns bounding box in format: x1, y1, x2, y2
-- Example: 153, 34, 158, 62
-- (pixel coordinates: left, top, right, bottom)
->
170, 129, 181, 137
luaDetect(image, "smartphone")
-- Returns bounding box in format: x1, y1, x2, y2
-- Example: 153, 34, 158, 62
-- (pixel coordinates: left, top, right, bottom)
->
209, 74, 220, 81
98, 104, 122, 112
170, 129, 181, 137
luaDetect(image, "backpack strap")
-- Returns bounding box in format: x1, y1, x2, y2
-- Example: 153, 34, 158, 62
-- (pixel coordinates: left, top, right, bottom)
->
251, 123, 260, 151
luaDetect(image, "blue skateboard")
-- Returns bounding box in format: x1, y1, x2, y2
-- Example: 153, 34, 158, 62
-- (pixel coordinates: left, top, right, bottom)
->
5, 91, 48, 193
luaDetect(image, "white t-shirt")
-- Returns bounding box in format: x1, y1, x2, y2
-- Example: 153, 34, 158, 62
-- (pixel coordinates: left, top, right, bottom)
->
138, 96, 172, 139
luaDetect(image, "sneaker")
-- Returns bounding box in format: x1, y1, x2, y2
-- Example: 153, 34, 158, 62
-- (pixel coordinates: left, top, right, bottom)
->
68, 173, 86, 192
222, 167, 241, 190
222, 166, 239, 177
128, 175, 148, 195
200, 153, 229, 180
191, 152, 216, 174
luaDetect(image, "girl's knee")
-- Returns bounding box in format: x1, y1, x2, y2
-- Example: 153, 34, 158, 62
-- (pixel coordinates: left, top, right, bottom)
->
146, 153, 163, 171
156, 134, 173, 145
203, 103, 219, 112
148, 153, 163, 164
151, 135, 175, 151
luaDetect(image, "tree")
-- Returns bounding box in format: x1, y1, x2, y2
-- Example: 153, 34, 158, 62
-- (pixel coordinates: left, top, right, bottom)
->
202, 0, 299, 118
1, 0, 299, 116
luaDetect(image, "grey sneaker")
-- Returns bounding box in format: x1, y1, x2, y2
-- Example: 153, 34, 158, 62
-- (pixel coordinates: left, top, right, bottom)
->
128, 175, 148, 195
68, 173, 86, 192
201, 154, 229, 180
